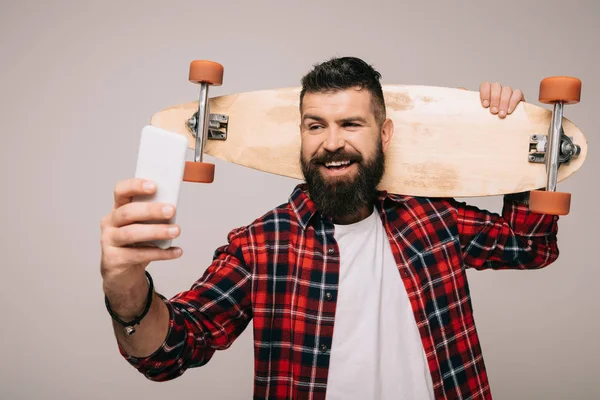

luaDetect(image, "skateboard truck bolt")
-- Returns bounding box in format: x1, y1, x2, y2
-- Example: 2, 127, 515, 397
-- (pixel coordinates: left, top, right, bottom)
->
560, 136, 580, 158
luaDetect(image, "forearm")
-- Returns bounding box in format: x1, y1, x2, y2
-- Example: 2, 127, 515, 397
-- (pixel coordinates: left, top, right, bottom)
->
501, 197, 559, 269
105, 271, 224, 381
111, 292, 170, 358
456, 196, 559, 270
108, 290, 218, 382
103, 270, 170, 357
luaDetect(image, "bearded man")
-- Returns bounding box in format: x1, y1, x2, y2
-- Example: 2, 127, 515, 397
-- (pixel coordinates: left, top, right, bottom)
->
100, 57, 556, 399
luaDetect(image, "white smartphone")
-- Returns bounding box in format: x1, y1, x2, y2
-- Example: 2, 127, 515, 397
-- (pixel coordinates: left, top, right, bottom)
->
131, 125, 188, 249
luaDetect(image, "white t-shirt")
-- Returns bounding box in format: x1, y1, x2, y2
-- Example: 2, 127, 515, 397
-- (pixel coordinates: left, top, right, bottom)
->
325, 209, 434, 400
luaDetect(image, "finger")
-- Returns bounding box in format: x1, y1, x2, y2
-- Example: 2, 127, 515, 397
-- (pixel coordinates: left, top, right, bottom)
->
479, 82, 491, 107
114, 178, 156, 209
498, 86, 512, 118
489, 82, 502, 114
106, 246, 183, 269
111, 223, 181, 247
507, 89, 524, 114
112, 201, 176, 228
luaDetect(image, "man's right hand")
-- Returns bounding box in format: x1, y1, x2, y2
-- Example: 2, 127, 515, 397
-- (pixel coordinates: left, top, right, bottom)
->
100, 178, 182, 319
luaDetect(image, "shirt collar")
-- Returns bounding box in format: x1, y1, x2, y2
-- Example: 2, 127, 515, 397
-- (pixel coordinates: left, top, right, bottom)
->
289, 183, 408, 230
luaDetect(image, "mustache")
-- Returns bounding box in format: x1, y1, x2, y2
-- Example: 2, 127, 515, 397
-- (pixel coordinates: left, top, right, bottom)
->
310, 150, 363, 165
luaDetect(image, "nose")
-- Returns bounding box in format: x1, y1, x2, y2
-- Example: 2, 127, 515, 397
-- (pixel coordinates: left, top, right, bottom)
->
323, 126, 345, 152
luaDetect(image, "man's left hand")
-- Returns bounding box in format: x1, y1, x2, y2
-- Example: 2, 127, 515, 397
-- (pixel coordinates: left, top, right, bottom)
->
479, 82, 524, 119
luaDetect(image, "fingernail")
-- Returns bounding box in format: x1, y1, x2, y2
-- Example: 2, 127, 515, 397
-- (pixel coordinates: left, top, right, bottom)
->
174, 248, 182, 256
499, 110, 506, 117
491, 107, 498, 114
144, 181, 155, 191
168, 227, 179, 237
163, 206, 174, 217
483, 100, 489, 107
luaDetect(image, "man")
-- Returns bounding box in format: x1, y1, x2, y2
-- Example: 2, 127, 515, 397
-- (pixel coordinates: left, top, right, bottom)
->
100, 57, 558, 399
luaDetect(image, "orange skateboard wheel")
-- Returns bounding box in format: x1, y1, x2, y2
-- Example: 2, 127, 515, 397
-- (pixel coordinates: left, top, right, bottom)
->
183, 161, 215, 183
189, 60, 224, 86
529, 190, 571, 215
539, 76, 581, 104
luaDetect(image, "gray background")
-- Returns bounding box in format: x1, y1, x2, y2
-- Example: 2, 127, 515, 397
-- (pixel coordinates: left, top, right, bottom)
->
1, 0, 598, 399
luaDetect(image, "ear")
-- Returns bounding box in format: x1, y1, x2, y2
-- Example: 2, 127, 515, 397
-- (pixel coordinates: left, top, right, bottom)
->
380, 118, 394, 153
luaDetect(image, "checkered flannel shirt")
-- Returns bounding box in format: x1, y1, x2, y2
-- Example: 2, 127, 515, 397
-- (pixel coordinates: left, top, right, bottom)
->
119, 184, 559, 399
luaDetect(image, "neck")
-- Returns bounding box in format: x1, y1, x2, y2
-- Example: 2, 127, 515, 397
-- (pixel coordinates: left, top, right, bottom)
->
332, 205, 373, 225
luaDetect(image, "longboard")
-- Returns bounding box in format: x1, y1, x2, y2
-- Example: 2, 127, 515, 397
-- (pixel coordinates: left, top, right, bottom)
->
150, 85, 587, 198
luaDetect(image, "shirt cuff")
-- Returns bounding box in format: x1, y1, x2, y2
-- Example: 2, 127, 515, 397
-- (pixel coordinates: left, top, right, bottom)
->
502, 194, 558, 237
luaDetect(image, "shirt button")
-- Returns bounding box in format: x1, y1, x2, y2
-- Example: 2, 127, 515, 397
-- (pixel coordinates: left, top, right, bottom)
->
325, 292, 333, 301
320, 344, 328, 353
327, 248, 335, 255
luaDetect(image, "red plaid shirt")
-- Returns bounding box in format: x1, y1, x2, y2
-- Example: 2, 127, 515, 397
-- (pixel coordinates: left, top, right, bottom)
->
119, 184, 559, 399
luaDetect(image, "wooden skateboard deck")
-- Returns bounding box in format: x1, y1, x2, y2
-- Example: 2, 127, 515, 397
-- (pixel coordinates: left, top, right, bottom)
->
150, 85, 587, 198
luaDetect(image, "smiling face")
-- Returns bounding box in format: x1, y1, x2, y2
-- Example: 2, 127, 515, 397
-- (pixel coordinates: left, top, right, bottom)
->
300, 87, 394, 224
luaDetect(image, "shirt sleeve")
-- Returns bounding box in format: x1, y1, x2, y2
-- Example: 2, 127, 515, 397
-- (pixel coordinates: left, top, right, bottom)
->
118, 226, 254, 381
453, 196, 560, 270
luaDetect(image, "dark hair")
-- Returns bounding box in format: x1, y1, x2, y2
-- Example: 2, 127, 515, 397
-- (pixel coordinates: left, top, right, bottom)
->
299, 56, 386, 126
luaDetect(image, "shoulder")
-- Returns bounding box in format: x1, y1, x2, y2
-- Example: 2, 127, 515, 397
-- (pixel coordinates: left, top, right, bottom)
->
225, 201, 300, 242
384, 192, 459, 216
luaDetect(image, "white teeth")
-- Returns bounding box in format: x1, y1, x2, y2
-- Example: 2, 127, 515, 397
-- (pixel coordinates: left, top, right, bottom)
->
325, 160, 351, 167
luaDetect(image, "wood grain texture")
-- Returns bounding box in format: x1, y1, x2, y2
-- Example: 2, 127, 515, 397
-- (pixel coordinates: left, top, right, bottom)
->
151, 85, 587, 197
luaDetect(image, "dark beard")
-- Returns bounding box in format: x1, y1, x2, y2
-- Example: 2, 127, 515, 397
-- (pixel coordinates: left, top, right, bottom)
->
300, 141, 385, 220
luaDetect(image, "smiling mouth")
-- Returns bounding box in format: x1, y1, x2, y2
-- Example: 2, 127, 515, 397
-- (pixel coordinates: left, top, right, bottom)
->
324, 160, 357, 170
